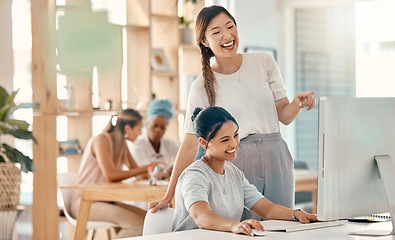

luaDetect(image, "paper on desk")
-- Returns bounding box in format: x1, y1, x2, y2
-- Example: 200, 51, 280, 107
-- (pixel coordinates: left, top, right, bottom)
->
260, 220, 346, 232
136, 179, 169, 185
122, 176, 137, 183
121, 177, 169, 185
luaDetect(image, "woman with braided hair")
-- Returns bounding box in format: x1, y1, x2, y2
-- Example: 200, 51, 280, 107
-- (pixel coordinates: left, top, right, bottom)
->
70, 109, 163, 238
149, 5, 315, 220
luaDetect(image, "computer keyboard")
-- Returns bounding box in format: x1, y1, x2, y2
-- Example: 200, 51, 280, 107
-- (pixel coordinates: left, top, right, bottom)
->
260, 219, 346, 232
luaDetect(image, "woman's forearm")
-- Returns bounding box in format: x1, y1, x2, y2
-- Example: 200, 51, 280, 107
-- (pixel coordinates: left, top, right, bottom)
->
190, 202, 237, 232
105, 166, 148, 182
278, 100, 301, 125
277, 92, 315, 125
194, 209, 237, 232
252, 198, 293, 221
163, 133, 198, 201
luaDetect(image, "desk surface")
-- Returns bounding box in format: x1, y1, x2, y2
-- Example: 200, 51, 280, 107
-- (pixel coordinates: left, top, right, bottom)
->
118, 221, 395, 240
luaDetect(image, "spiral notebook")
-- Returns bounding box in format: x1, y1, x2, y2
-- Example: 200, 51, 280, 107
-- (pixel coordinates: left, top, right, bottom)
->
346, 213, 391, 223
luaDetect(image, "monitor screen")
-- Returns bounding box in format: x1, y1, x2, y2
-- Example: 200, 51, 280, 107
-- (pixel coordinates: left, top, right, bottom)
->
317, 97, 395, 235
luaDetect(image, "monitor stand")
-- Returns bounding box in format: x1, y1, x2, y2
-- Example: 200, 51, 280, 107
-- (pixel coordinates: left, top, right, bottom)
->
349, 155, 395, 236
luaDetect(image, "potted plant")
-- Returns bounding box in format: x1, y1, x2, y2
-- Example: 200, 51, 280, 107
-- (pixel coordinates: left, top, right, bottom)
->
179, 0, 198, 44
0, 86, 37, 209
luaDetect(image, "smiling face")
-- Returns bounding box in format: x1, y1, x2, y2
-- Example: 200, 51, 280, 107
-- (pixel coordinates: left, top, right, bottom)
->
201, 12, 239, 59
203, 120, 240, 162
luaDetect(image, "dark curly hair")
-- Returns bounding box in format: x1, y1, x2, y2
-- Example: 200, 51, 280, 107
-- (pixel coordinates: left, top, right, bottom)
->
191, 106, 239, 147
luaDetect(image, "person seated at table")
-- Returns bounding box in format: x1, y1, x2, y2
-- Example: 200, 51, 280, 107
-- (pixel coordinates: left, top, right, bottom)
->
70, 108, 163, 238
128, 99, 180, 179
172, 106, 317, 236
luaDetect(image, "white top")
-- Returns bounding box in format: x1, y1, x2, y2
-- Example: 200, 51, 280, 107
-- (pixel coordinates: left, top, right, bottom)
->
184, 52, 287, 139
127, 133, 179, 167
172, 160, 263, 231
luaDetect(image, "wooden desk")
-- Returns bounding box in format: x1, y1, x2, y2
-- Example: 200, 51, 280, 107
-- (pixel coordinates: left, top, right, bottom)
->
117, 221, 395, 240
294, 169, 317, 214
62, 181, 168, 240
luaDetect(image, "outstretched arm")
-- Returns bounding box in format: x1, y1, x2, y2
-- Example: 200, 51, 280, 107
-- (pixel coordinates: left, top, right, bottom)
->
251, 197, 317, 223
276, 91, 315, 125
190, 201, 264, 236
149, 133, 198, 212
93, 135, 161, 182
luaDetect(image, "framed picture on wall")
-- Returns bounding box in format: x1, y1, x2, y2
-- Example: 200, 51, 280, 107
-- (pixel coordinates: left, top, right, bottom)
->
244, 46, 277, 62
151, 48, 170, 72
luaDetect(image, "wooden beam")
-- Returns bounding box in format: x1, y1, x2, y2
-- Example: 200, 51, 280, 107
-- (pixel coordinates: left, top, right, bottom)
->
31, 0, 58, 239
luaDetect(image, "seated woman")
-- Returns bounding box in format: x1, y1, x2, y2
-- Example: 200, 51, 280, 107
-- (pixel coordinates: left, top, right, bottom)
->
70, 109, 163, 238
172, 106, 317, 236
128, 99, 180, 179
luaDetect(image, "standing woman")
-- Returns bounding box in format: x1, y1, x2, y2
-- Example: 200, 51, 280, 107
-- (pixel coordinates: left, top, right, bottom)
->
70, 109, 163, 238
149, 5, 315, 220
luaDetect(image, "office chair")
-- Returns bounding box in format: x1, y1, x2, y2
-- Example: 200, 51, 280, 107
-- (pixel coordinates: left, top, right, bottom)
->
142, 208, 175, 236
57, 172, 118, 240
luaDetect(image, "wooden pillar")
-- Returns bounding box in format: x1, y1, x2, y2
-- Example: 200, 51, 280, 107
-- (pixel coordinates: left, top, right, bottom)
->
31, 0, 59, 239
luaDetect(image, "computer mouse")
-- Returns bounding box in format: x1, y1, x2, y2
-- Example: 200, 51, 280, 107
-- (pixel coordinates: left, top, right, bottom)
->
251, 228, 267, 236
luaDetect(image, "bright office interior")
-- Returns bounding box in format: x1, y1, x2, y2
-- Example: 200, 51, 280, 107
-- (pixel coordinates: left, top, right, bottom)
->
2, 0, 395, 239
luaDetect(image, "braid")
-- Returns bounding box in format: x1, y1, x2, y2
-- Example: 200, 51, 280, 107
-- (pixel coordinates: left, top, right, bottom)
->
200, 45, 216, 106
196, 5, 237, 106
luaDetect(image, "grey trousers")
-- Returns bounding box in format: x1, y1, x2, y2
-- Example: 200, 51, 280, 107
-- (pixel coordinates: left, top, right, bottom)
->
232, 133, 295, 220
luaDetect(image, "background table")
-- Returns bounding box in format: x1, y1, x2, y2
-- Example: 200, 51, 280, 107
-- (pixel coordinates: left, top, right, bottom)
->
294, 169, 317, 213
62, 181, 168, 240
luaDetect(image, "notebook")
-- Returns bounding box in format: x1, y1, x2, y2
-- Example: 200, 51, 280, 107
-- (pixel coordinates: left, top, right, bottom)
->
260, 220, 346, 233
346, 213, 391, 223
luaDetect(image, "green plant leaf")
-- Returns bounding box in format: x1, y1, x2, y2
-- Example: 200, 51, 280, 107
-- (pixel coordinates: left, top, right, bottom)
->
0, 121, 11, 132
179, 16, 192, 28
8, 119, 29, 131
5, 89, 19, 106
0, 86, 10, 108
1, 128, 37, 143
2, 143, 35, 173
6, 102, 39, 121
0, 89, 18, 120
0, 155, 5, 163
0, 102, 15, 121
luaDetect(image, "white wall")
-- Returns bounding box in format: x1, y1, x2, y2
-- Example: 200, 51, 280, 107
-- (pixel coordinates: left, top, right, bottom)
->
0, 0, 15, 149
234, 0, 281, 53
0, 0, 14, 92
234, 0, 296, 154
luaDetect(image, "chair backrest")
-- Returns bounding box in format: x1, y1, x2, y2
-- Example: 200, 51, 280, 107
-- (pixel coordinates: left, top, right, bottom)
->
57, 172, 118, 230
142, 208, 175, 236
57, 172, 78, 225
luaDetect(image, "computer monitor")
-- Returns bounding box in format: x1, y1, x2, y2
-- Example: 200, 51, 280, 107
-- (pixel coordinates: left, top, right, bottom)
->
317, 97, 395, 236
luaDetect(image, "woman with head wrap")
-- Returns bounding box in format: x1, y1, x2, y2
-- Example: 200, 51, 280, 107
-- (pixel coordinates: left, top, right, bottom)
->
128, 99, 180, 179
70, 109, 164, 238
